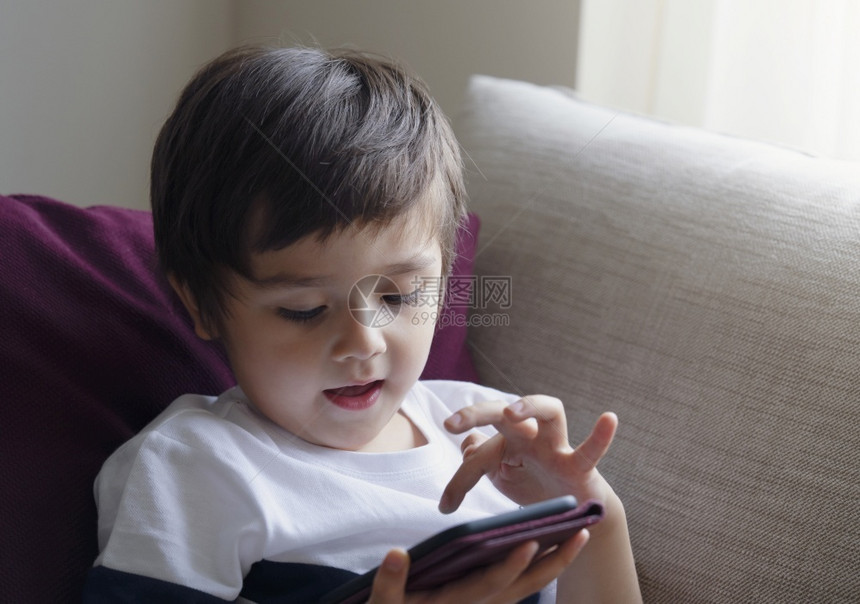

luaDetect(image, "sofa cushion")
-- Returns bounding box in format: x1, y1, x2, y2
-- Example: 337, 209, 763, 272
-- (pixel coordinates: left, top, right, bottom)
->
455, 75, 860, 602
422, 211, 482, 383
0, 194, 478, 602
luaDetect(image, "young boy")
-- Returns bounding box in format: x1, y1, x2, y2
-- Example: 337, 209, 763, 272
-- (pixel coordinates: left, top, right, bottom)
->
85, 46, 641, 603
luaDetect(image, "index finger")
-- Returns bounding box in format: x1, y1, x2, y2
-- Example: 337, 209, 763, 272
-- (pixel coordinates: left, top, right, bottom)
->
439, 432, 506, 514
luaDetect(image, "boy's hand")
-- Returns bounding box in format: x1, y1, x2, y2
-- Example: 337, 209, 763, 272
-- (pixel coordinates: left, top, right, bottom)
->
435, 397, 643, 603
439, 396, 618, 513
367, 529, 589, 603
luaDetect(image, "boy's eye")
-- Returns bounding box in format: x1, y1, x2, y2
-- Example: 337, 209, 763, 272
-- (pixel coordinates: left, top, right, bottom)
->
276, 306, 326, 323
382, 288, 422, 307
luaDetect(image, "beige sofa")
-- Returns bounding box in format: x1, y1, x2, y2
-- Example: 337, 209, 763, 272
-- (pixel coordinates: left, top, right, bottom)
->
455, 75, 860, 603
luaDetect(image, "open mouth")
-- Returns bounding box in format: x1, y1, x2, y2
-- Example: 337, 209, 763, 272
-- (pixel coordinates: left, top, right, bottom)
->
324, 380, 384, 411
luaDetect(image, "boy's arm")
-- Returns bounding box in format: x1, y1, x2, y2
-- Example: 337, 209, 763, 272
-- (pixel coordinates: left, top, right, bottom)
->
556, 493, 642, 603
91, 428, 259, 600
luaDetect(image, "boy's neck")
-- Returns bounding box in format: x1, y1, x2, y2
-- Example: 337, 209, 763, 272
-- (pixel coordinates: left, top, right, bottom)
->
358, 410, 428, 452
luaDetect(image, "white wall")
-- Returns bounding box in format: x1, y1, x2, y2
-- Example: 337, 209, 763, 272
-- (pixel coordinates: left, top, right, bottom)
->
234, 0, 580, 118
0, 0, 233, 209
0, 0, 579, 209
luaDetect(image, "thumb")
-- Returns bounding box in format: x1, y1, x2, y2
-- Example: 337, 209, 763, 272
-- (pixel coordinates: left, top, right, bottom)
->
368, 548, 409, 603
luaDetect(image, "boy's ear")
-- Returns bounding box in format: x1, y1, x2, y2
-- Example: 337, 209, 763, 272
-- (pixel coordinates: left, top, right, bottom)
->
167, 274, 218, 340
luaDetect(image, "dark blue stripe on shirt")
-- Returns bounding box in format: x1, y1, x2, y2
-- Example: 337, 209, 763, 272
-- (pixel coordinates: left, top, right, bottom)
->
84, 562, 541, 603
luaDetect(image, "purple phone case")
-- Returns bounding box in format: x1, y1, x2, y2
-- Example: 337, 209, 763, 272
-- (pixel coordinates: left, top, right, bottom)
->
328, 498, 603, 604
406, 501, 603, 590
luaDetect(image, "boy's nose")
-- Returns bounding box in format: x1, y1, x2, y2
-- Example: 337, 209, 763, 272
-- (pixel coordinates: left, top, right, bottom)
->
332, 311, 388, 361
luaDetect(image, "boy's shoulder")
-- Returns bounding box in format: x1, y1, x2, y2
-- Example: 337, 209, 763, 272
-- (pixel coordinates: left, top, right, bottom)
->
139, 388, 255, 437
95, 388, 277, 492
107, 388, 274, 464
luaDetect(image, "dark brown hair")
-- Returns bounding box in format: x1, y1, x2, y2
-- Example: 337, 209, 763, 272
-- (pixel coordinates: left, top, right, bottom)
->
151, 45, 466, 329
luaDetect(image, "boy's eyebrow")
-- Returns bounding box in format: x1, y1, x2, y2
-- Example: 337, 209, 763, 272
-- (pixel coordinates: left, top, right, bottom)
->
250, 253, 438, 289
381, 253, 438, 276
249, 273, 329, 289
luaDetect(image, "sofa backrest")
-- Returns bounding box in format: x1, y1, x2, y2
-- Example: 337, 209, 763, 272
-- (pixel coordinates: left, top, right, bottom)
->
456, 75, 860, 603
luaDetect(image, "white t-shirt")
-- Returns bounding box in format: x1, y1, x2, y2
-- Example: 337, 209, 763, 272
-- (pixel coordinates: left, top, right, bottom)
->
90, 380, 554, 602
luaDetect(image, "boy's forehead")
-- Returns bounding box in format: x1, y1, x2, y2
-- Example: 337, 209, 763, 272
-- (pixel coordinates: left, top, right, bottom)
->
246, 214, 442, 286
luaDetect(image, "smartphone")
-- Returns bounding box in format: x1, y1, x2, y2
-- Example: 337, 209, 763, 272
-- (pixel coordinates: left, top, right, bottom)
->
319, 495, 603, 604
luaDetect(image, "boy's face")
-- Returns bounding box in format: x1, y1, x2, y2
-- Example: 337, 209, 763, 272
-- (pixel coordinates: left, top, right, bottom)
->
179, 209, 443, 452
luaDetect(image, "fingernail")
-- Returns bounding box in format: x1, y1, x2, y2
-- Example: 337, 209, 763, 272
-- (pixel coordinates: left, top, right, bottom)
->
438, 494, 453, 514
447, 413, 463, 429
509, 401, 526, 415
